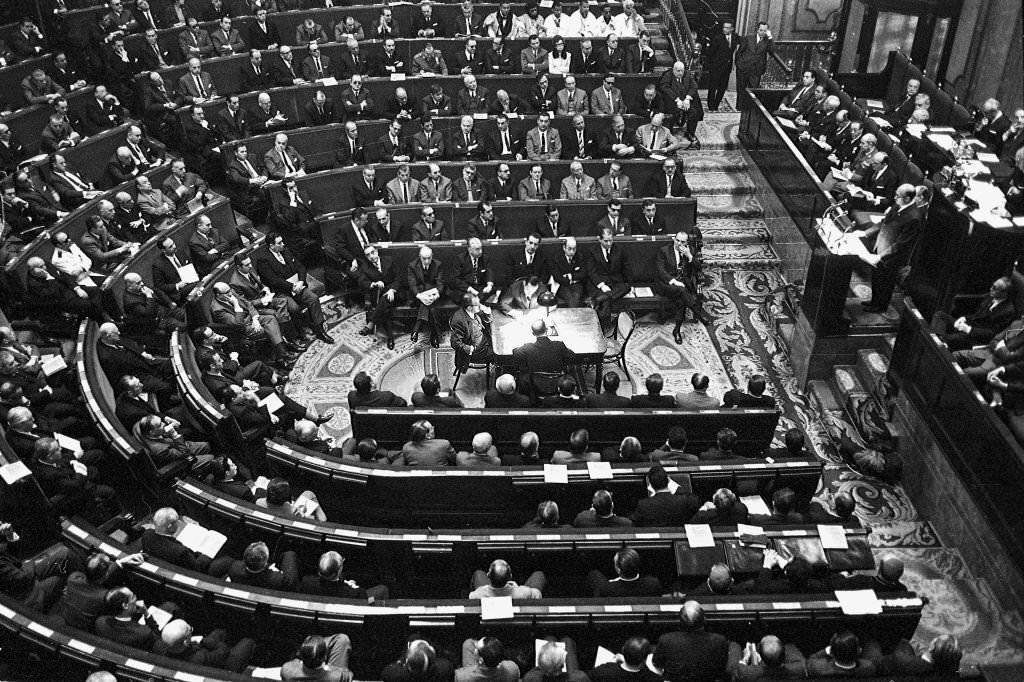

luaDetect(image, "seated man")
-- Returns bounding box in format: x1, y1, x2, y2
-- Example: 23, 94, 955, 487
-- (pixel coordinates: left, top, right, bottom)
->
354, 245, 400, 348
256, 233, 333, 344
456, 637, 520, 682
300, 551, 389, 600
226, 541, 299, 591
728, 635, 808, 679
162, 159, 209, 216
523, 500, 570, 529
574, 490, 632, 528
832, 555, 907, 593
588, 228, 632, 327
630, 373, 675, 407
700, 428, 743, 460
542, 376, 584, 410
806, 631, 877, 677
751, 488, 805, 525
675, 372, 720, 409
456, 432, 502, 466
469, 559, 545, 599
412, 373, 464, 408
656, 231, 709, 344
484, 374, 532, 408
648, 425, 697, 462
691, 487, 749, 524
932, 277, 1016, 351
133, 414, 215, 472
140, 507, 233, 576
407, 246, 446, 348
513, 319, 575, 397
96, 322, 175, 409
631, 465, 700, 526
723, 374, 777, 408
209, 282, 296, 368
348, 371, 407, 408
551, 426, 600, 462
450, 294, 494, 376
586, 548, 663, 597
451, 239, 496, 304
153, 618, 254, 673
394, 419, 454, 466
187, 215, 228, 277
282, 635, 356, 682
496, 275, 549, 316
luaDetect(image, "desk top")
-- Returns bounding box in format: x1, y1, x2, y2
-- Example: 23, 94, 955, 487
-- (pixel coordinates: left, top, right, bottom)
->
492, 307, 604, 357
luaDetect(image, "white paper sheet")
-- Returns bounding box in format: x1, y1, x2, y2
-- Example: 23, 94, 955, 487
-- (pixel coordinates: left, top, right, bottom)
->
543, 464, 568, 484
684, 524, 715, 548
479, 596, 514, 620
817, 524, 849, 549
587, 462, 613, 480
835, 589, 883, 615
177, 263, 199, 284
0, 460, 32, 484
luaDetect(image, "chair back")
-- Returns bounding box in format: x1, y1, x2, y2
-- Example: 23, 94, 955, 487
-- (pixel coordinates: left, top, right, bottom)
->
615, 309, 636, 342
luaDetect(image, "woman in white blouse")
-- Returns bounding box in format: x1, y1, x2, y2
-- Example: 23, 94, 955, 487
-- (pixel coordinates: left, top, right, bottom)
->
548, 38, 573, 76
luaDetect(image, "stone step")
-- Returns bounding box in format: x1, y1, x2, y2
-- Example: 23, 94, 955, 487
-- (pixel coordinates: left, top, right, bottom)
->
832, 364, 868, 402
683, 150, 749, 173
855, 347, 890, 391
687, 171, 756, 195
701, 242, 778, 269
698, 219, 772, 244
695, 194, 763, 218
808, 379, 845, 418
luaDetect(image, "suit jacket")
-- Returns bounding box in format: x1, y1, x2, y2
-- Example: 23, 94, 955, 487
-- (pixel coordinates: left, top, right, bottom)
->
656, 244, 698, 289
176, 71, 217, 104
856, 166, 899, 209
497, 278, 550, 314
707, 30, 739, 70
177, 28, 214, 61
631, 490, 700, 526
80, 97, 121, 136
556, 88, 589, 116
216, 107, 250, 141
449, 130, 486, 160
255, 247, 307, 296
595, 174, 634, 200
512, 337, 574, 393
350, 178, 386, 207
559, 175, 599, 199
466, 215, 502, 240
336, 135, 367, 167
189, 230, 228, 275
302, 53, 336, 82
370, 50, 407, 77
590, 86, 625, 115
658, 71, 703, 118
959, 297, 1016, 343
410, 219, 448, 241
421, 94, 453, 117
247, 21, 282, 50
452, 50, 483, 74
452, 252, 493, 295
354, 255, 399, 294
411, 132, 446, 161
263, 145, 305, 180
95, 616, 156, 649
598, 45, 628, 73
378, 133, 409, 162
348, 389, 406, 408
626, 43, 656, 73
556, 120, 594, 158
517, 177, 551, 201
634, 213, 669, 236
483, 46, 517, 74
385, 177, 422, 205
525, 127, 562, 160
736, 35, 773, 75
407, 258, 445, 299
303, 99, 338, 127
383, 96, 421, 121
596, 214, 632, 237
645, 171, 692, 198
489, 176, 517, 201
452, 176, 489, 202
486, 129, 525, 160
456, 87, 490, 115
96, 337, 160, 384
588, 244, 628, 287
416, 175, 453, 202
269, 55, 302, 86
210, 27, 244, 55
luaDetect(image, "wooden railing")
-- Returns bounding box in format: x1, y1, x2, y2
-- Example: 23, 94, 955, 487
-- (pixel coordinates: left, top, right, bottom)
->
762, 40, 834, 88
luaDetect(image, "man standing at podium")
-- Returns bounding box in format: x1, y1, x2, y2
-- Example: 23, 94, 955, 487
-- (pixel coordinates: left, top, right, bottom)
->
847, 184, 922, 313
655, 231, 709, 344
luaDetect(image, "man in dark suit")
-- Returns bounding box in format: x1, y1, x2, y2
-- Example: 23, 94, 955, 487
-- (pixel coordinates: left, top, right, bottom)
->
275, 178, 319, 258
512, 319, 575, 397
255, 233, 333, 343
706, 21, 739, 111
452, 163, 489, 202
849, 183, 922, 312
484, 374, 532, 408
722, 375, 777, 409
656, 231, 709, 343
588, 227, 631, 326
630, 373, 676, 408
94, 587, 162, 648
248, 8, 282, 50
974, 99, 1012, 156
931, 276, 1016, 351
452, 38, 484, 75
489, 163, 517, 200
227, 541, 299, 591
450, 294, 493, 373
151, 237, 197, 306
384, 87, 422, 122
269, 46, 305, 87
302, 41, 336, 82
421, 85, 454, 118
348, 371, 407, 408
450, 115, 486, 161
735, 22, 774, 110
237, 50, 271, 93
535, 204, 569, 239
653, 602, 731, 682
451, 238, 496, 303
350, 167, 386, 208
336, 122, 368, 167
407, 246, 446, 347
95, 322, 175, 408
775, 70, 818, 119
336, 37, 369, 80
487, 115, 524, 160
505, 233, 545, 282
631, 466, 700, 526
645, 157, 692, 198
547, 237, 588, 307
584, 372, 632, 408
378, 119, 410, 162
658, 61, 703, 147
225, 144, 269, 221
354, 244, 400, 347
596, 199, 632, 236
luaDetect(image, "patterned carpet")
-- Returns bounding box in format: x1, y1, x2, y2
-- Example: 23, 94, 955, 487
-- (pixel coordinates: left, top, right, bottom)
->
282, 106, 1024, 667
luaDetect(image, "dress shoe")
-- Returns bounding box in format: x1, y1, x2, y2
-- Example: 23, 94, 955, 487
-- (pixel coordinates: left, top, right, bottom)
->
313, 412, 333, 425
387, 337, 395, 350
358, 325, 374, 336
316, 330, 335, 344
672, 328, 683, 344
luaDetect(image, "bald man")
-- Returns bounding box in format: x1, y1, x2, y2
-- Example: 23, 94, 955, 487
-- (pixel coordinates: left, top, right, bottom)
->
456, 432, 501, 466
653, 601, 730, 682
469, 559, 546, 599
154, 618, 254, 672
140, 508, 234, 576
264, 133, 305, 180
689, 563, 750, 597
728, 635, 808, 680
512, 319, 576, 397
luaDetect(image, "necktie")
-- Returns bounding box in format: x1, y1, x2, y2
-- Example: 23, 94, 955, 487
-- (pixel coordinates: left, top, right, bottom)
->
171, 255, 182, 268
535, 180, 541, 196
541, 133, 548, 154
315, 58, 322, 77
612, 177, 618, 192
527, 253, 533, 265
464, 133, 470, 150
350, 139, 355, 155
603, 248, 609, 262
467, 183, 473, 201
243, 159, 257, 177
550, 220, 558, 236
281, 149, 294, 173
665, 175, 672, 197
356, 225, 367, 248
576, 179, 581, 195
466, 18, 471, 33
578, 132, 585, 155
317, 105, 323, 118
650, 129, 657, 149
195, 74, 206, 98
608, 89, 613, 109
502, 132, 510, 154
154, 44, 165, 66
471, 257, 478, 272
612, 217, 618, 233
402, 182, 409, 202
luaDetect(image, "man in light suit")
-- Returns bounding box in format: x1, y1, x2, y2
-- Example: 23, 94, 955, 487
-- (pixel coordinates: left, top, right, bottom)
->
591, 74, 625, 115
263, 133, 305, 181
385, 164, 422, 205
556, 76, 589, 116
635, 112, 685, 158
177, 57, 217, 105
596, 161, 633, 199
517, 164, 551, 201
526, 112, 562, 161
417, 163, 454, 202
520, 35, 548, 74
735, 22, 774, 110
560, 161, 599, 199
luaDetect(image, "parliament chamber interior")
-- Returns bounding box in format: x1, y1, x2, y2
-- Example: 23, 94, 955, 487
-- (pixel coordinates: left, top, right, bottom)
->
0, 0, 1021, 679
